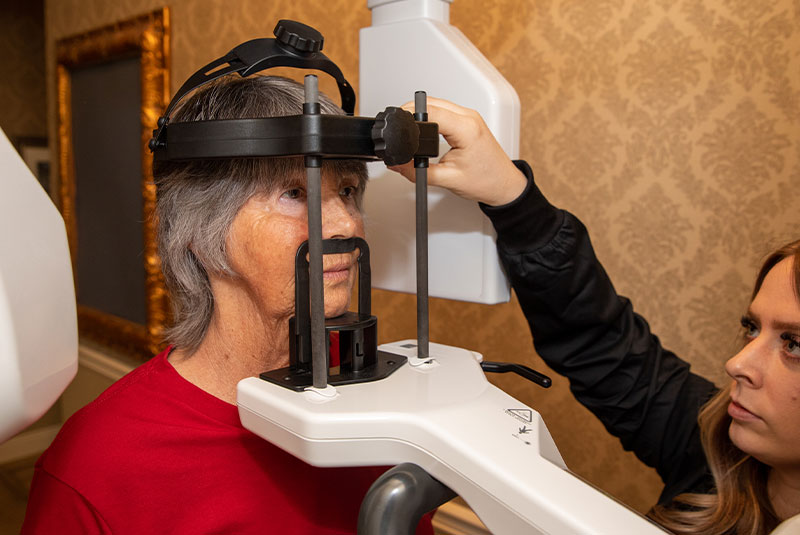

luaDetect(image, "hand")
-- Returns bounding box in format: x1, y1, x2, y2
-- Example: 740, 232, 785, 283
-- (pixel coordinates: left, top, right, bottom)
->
389, 97, 526, 206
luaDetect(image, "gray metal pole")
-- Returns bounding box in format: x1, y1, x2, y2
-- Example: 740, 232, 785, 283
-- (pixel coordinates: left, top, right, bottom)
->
414, 91, 429, 360
304, 75, 327, 389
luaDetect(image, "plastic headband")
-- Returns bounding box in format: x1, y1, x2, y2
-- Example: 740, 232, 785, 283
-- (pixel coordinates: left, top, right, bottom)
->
148, 19, 438, 166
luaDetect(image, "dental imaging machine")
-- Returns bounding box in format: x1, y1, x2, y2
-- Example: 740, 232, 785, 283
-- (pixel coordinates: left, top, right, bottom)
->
0, 130, 78, 443
0, 15, 670, 535
149, 20, 668, 534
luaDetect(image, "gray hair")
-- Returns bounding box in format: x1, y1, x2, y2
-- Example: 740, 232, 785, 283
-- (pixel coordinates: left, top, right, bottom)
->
153, 75, 367, 352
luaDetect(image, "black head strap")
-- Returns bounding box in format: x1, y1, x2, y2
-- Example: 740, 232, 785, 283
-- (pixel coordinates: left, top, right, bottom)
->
149, 20, 355, 152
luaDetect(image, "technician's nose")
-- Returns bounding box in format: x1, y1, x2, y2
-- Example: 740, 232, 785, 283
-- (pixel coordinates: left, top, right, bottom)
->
725, 338, 764, 389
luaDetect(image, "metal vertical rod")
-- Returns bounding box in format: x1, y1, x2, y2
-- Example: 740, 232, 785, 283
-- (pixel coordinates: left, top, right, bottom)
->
304, 75, 327, 389
414, 91, 429, 360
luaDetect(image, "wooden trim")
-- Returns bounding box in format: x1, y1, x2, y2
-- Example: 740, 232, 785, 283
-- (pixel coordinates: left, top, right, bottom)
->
0, 425, 60, 465
78, 343, 137, 380
433, 499, 491, 535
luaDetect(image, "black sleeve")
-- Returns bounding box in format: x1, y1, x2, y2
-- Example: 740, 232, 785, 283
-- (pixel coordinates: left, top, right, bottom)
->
480, 161, 717, 504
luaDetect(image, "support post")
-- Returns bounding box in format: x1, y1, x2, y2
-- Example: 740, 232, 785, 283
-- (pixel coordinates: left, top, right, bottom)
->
304, 74, 327, 389
414, 91, 429, 360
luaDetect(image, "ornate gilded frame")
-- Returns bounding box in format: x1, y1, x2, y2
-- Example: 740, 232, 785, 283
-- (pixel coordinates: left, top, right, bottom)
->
56, 9, 170, 359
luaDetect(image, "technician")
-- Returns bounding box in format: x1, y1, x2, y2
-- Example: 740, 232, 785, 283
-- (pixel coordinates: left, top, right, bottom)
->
393, 97, 800, 535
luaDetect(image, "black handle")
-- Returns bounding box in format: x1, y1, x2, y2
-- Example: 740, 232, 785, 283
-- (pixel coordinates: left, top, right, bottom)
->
481, 361, 552, 388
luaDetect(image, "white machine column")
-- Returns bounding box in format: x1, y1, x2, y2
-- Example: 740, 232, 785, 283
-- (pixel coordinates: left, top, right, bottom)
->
359, 0, 520, 304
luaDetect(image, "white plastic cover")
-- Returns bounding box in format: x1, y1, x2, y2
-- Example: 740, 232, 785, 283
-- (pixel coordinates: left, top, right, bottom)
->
360, 0, 520, 304
0, 129, 78, 443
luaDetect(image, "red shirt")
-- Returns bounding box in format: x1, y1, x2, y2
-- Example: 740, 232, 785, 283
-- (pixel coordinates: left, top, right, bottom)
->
22, 348, 434, 534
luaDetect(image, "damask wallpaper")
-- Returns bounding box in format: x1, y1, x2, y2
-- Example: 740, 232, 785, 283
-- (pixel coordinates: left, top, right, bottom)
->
1, 0, 46, 139
46, 0, 800, 515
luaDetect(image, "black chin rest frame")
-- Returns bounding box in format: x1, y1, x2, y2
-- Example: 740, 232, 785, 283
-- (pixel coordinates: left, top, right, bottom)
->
260, 238, 407, 391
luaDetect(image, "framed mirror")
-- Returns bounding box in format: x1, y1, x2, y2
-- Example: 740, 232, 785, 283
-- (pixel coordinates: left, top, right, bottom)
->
56, 8, 170, 360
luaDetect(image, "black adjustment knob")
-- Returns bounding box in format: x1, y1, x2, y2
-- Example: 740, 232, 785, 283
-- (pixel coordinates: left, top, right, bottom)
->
371, 107, 420, 166
273, 20, 324, 54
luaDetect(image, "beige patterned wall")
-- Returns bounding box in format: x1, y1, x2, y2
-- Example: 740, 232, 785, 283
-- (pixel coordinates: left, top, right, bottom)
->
47, 0, 800, 516
1, 0, 46, 139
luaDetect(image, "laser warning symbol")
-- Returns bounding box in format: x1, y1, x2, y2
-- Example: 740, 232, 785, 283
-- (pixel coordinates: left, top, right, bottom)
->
506, 408, 533, 423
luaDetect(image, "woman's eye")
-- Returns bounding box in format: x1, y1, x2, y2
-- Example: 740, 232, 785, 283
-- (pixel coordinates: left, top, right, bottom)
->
740, 316, 760, 340
282, 188, 304, 200
780, 333, 800, 359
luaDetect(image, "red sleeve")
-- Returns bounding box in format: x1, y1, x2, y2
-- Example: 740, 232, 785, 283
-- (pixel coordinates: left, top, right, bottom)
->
21, 468, 111, 535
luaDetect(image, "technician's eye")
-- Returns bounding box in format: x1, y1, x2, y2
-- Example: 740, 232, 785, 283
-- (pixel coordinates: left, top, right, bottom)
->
282, 188, 305, 200
780, 333, 800, 359
740, 316, 759, 340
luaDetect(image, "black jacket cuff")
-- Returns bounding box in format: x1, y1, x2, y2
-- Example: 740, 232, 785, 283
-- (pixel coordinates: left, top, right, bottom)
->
479, 160, 564, 254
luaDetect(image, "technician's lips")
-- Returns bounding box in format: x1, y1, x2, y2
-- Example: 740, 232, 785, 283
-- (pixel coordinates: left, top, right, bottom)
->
728, 399, 761, 422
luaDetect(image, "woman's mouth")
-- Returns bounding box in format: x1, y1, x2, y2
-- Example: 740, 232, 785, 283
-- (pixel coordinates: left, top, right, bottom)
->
323, 266, 352, 282
728, 399, 762, 422
322, 257, 355, 283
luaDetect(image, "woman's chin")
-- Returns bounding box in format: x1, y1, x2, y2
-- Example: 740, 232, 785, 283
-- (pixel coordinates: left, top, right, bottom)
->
324, 300, 351, 318
323, 287, 353, 318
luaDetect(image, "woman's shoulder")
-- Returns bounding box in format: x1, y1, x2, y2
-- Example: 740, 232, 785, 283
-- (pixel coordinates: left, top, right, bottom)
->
61, 350, 169, 424
37, 351, 176, 477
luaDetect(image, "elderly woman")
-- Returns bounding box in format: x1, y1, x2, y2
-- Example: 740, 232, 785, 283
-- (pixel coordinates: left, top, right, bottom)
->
22, 76, 434, 535
392, 97, 800, 534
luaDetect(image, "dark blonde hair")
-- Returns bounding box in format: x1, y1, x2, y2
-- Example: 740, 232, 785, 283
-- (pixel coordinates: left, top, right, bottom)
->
650, 239, 800, 534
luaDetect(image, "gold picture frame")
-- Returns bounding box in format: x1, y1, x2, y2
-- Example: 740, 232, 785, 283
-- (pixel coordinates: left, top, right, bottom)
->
56, 8, 170, 360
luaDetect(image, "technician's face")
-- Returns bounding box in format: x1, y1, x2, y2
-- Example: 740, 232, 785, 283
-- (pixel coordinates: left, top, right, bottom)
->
725, 258, 800, 470
225, 170, 364, 322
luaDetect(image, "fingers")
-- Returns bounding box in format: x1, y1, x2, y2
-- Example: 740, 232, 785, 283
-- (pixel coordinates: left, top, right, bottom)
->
400, 99, 485, 150
399, 96, 475, 114
387, 97, 527, 206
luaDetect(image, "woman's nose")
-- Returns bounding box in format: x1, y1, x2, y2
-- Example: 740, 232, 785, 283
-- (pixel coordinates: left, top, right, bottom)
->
725, 338, 764, 389
321, 196, 358, 240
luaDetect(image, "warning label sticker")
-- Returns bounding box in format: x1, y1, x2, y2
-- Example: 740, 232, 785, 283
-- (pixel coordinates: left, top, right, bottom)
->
505, 408, 533, 423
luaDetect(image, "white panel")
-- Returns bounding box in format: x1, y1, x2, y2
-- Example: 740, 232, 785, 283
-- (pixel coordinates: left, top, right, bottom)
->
359, 4, 520, 304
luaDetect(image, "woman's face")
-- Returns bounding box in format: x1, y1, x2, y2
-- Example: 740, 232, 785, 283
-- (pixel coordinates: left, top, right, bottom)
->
725, 257, 800, 470
224, 169, 364, 323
